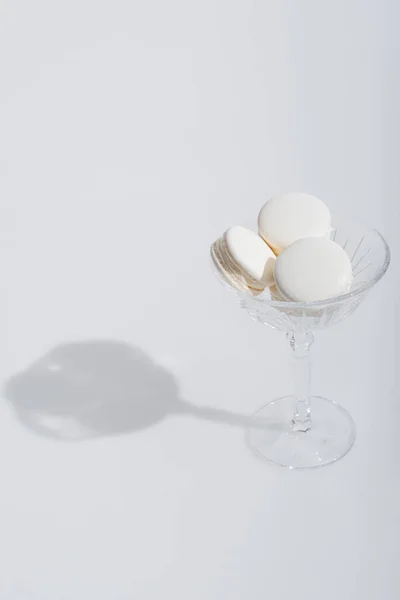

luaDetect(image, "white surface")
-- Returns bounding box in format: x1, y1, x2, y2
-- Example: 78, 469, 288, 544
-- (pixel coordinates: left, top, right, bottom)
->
258, 192, 331, 254
0, 1, 399, 599
224, 226, 275, 286
274, 237, 353, 302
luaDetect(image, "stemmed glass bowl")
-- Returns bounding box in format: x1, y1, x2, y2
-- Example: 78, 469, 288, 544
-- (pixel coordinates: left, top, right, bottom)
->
211, 214, 390, 469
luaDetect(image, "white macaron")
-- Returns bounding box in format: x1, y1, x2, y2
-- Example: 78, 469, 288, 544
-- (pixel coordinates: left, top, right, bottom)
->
258, 192, 331, 254
274, 237, 353, 302
211, 226, 276, 293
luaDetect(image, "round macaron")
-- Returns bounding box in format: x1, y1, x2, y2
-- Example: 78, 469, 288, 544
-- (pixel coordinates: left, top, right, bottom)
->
258, 192, 331, 254
274, 237, 353, 302
211, 226, 276, 293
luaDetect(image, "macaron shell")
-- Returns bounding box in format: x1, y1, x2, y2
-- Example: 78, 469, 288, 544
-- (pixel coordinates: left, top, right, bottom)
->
274, 237, 353, 302
210, 238, 262, 295
210, 238, 246, 292
224, 226, 276, 287
258, 193, 331, 254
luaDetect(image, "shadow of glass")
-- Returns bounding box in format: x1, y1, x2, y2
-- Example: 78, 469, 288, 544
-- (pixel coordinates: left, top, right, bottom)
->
3, 340, 280, 442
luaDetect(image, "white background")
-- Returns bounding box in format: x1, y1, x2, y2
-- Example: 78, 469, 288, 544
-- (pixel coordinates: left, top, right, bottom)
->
0, 1, 399, 598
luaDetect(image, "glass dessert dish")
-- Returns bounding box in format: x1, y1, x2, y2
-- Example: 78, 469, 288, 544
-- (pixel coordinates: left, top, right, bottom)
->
211, 214, 390, 469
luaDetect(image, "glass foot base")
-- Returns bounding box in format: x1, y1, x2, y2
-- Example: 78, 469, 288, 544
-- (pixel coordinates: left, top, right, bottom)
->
247, 396, 356, 469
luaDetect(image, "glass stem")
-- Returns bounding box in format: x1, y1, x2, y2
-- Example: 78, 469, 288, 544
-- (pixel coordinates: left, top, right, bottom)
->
287, 331, 314, 432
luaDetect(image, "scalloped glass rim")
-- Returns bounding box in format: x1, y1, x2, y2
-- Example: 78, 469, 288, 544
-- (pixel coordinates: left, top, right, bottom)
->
223, 216, 391, 310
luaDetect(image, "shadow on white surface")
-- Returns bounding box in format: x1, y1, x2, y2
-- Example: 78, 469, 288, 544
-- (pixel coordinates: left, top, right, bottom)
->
3, 340, 279, 441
